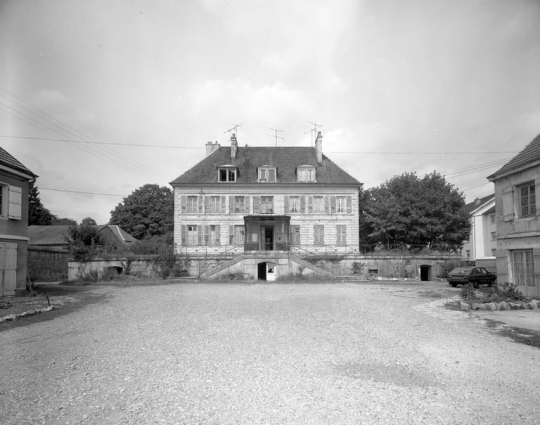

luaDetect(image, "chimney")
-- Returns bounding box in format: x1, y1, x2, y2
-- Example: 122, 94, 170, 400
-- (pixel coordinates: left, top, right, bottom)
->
206, 141, 220, 157
231, 133, 238, 160
315, 131, 323, 164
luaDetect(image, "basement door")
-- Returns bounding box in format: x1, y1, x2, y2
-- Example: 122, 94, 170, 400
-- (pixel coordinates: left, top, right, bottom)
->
0, 243, 17, 297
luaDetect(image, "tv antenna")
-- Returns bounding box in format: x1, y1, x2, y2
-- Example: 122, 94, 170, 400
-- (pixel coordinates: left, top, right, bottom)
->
224, 124, 242, 138
267, 127, 284, 146
304, 121, 322, 146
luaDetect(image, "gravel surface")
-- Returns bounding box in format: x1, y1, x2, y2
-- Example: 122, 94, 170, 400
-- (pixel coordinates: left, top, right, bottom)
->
1, 282, 539, 424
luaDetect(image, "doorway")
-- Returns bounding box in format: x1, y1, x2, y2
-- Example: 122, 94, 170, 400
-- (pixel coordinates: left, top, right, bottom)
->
419, 265, 431, 281
261, 225, 274, 251
258, 262, 267, 280
257, 262, 276, 281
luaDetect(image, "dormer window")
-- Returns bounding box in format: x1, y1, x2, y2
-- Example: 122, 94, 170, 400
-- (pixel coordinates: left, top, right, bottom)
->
297, 165, 316, 182
258, 166, 276, 183
218, 167, 237, 182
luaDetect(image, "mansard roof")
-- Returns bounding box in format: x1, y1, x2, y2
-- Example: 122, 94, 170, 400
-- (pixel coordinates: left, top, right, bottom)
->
488, 134, 540, 180
0, 147, 37, 179
170, 146, 361, 186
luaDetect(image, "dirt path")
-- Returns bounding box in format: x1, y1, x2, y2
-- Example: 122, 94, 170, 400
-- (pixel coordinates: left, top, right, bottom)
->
1, 282, 539, 424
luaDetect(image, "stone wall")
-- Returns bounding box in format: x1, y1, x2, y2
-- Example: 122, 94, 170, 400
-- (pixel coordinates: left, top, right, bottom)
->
28, 248, 69, 282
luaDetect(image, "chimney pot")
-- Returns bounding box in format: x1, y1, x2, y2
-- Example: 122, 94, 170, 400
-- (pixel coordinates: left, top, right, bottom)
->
315, 131, 323, 164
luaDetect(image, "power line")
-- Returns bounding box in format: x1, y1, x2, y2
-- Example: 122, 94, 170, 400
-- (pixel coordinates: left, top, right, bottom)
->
327, 151, 518, 155
40, 187, 127, 196
0, 134, 203, 149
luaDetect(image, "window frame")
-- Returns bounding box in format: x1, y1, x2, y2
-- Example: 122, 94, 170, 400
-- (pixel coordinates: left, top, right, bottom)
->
187, 225, 198, 246
186, 196, 198, 214
209, 196, 220, 213
260, 196, 274, 214
519, 181, 536, 218
258, 167, 277, 183
313, 196, 324, 213
512, 250, 534, 288
218, 167, 237, 182
234, 225, 245, 245
336, 196, 346, 213
290, 196, 300, 213
297, 166, 316, 183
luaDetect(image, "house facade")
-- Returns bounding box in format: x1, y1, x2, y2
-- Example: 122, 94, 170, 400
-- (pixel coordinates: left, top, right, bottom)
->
461, 194, 497, 266
170, 132, 362, 280
487, 134, 540, 298
0, 148, 37, 296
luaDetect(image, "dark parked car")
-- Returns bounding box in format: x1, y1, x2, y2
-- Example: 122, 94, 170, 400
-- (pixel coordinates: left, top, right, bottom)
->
447, 267, 497, 287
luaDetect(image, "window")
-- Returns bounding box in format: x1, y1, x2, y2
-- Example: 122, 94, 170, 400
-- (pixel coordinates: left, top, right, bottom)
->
336, 196, 346, 213
466, 250, 470, 259
209, 196, 220, 213
491, 231, 496, 240
0, 184, 21, 220
261, 196, 274, 214
519, 182, 536, 217
297, 166, 315, 182
218, 168, 236, 182
491, 249, 496, 256
313, 196, 324, 213
0, 185, 4, 217
336, 225, 347, 246
234, 196, 245, 213
258, 167, 276, 183
490, 214, 495, 224
204, 225, 220, 245
187, 225, 198, 245
513, 250, 534, 288
290, 196, 300, 213
314, 225, 324, 245
234, 225, 245, 245
187, 196, 198, 213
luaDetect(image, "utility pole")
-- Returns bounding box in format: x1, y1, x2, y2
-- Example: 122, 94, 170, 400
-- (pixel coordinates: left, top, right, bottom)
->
304, 121, 322, 146
267, 127, 284, 146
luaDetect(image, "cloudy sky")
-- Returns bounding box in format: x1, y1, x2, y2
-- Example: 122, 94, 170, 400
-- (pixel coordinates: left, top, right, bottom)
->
1, 0, 539, 224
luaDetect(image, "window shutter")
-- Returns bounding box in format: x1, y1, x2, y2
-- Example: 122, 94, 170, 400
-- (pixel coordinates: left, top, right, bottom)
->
181, 225, 187, 245
229, 196, 234, 214
330, 196, 336, 214
198, 226, 203, 245
253, 196, 260, 214
308, 197, 313, 214
204, 225, 209, 245
229, 225, 234, 245
533, 249, 540, 290
290, 225, 300, 244
321, 225, 324, 244
245, 196, 250, 214
346, 196, 352, 214
181, 195, 187, 214
8, 186, 22, 220
502, 187, 514, 221
198, 196, 203, 214
284, 196, 289, 213
215, 225, 221, 245
337, 225, 347, 246
204, 196, 209, 213
300, 196, 306, 213
536, 182, 540, 216
324, 196, 329, 214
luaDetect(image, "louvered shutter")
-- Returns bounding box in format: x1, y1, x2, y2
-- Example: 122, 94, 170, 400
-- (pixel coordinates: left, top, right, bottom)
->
204, 196, 210, 213
229, 225, 234, 245
330, 196, 336, 214
245, 196, 250, 214
8, 186, 22, 220
284, 196, 289, 213
308, 197, 313, 214
300, 196, 306, 213
198, 226, 203, 245
253, 196, 260, 214
215, 225, 221, 245
346, 196, 352, 213
181, 225, 187, 245
536, 181, 540, 216
198, 196, 203, 214
324, 196, 329, 214
229, 196, 234, 214
502, 187, 514, 221
204, 225, 210, 245
181, 195, 187, 214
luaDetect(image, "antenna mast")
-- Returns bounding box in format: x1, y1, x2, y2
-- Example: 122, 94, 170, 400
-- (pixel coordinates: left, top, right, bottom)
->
267, 127, 284, 147
304, 121, 322, 146
224, 124, 242, 138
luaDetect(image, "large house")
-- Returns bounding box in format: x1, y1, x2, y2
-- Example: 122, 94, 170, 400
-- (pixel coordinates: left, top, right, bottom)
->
487, 134, 540, 298
461, 194, 496, 267
170, 132, 362, 280
0, 147, 37, 296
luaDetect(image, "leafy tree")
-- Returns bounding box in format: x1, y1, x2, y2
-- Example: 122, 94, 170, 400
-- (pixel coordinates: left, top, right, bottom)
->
65, 224, 105, 261
51, 217, 77, 225
362, 172, 470, 252
81, 217, 97, 225
28, 181, 55, 225
109, 184, 173, 240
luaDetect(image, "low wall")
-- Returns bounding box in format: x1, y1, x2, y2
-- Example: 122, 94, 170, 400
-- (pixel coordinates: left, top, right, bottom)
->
67, 257, 159, 281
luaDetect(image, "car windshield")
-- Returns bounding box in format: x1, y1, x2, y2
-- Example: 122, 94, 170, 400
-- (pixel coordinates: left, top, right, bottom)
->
449, 267, 472, 275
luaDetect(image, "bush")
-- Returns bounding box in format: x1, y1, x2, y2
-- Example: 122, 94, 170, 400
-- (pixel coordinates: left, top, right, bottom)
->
65, 224, 106, 261
438, 259, 471, 279
460, 282, 527, 303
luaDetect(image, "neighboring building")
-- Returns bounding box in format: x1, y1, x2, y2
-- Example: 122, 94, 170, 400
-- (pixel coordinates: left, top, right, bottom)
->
170, 132, 362, 280
0, 147, 37, 296
487, 134, 540, 297
461, 194, 497, 266
29, 225, 139, 252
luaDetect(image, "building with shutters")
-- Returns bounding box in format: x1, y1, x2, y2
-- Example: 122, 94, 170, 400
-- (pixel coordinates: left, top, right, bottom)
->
170, 132, 362, 280
487, 133, 540, 298
0, 147, 37, 296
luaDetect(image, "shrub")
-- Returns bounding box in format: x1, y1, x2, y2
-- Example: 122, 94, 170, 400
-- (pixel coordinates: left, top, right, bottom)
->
438, 259, 471, 279
65, 224, 106, 261
460, 282, 527, 303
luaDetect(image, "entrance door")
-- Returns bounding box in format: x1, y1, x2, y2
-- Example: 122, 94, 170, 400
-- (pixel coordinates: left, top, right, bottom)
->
261, 225, 274, 251
420, 265, 431, 281
258, 262, 267, 280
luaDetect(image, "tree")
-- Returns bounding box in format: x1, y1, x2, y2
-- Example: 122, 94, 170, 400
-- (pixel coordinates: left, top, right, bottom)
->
109, 184, 174, 240
51, 217, 78, 225
362, 172, 470, 252
28, 181, 56, 225
81, 217, 97, 226
65, 224, 105, 261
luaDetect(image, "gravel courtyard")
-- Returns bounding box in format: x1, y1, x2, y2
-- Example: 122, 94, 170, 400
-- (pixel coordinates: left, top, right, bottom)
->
2, 282, 539, 425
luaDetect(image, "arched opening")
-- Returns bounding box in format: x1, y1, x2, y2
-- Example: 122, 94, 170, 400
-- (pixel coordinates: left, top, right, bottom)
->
419, 265, 431, 281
